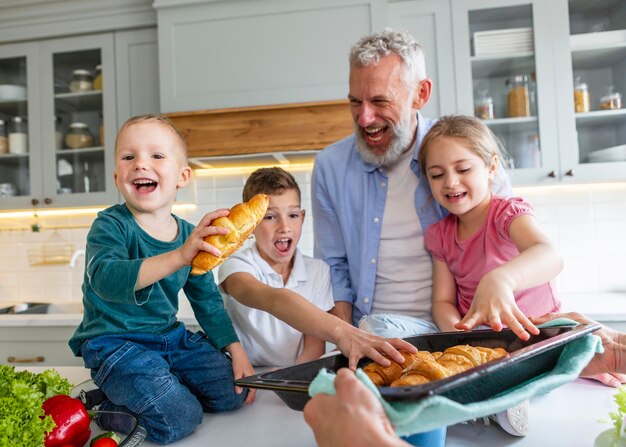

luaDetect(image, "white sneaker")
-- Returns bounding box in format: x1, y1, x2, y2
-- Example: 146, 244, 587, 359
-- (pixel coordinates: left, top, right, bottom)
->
488, 400, 529, 437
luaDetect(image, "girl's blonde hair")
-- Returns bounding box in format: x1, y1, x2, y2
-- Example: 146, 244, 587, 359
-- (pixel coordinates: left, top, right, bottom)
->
418, 115, 510, 175
114, 114, 188, 163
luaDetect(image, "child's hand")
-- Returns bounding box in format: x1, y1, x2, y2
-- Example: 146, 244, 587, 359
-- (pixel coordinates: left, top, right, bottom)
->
335, 325, 417, 371
179, 209, 230, 265
227, 342, 256, 404
457, 273, 539, 340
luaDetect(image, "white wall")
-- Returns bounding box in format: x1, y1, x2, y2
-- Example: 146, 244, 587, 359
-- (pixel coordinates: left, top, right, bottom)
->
1, 169, 625, 306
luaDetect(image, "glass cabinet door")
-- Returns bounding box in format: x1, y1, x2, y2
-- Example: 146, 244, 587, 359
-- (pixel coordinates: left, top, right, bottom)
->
468, 4, 540, 171
568, 0, 626, 169
452, 0, 560, 185
40, 33, 117, 208
0, 43, 37, 206
52, 48, 105, 196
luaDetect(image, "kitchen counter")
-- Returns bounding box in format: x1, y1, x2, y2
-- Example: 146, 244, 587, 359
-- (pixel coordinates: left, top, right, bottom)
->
20, 367, 618, 447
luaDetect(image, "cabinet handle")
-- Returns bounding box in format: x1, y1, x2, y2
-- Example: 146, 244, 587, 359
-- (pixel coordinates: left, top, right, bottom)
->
547, 171, 556, 178
7, 355, 45, 363
565, 169, 575, 176
31, 198, 39, 206
44, 197, 52, 205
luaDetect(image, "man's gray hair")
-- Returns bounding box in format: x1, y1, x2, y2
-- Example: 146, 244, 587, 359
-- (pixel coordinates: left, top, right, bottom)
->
349, 28, 426, 87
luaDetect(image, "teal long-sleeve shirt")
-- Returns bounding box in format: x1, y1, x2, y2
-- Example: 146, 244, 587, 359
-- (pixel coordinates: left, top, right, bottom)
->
69, 204, 238, 356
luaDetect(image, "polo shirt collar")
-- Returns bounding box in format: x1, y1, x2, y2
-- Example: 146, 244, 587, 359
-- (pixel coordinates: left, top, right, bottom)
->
251, 243, 308, 285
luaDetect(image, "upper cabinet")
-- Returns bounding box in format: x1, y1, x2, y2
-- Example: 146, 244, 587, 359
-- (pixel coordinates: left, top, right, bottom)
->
155, 0, 388, 113
0, 34, 119, 210
452, 0, 626, 185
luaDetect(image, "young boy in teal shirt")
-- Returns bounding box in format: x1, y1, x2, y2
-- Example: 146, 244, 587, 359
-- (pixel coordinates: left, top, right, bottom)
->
69, 115, 254, 444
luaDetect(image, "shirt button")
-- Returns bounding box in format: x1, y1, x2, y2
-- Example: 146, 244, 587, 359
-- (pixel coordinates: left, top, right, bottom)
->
363, 297, 370, 304
373, 217, 379, 224
370, 258, 376, 264
380, 182, 386, 187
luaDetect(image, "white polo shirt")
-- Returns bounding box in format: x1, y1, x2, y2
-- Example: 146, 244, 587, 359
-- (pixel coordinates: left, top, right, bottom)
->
218, 243, 334, 367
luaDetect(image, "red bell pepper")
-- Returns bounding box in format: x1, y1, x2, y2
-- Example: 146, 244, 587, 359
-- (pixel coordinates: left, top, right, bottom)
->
43, 394, 91, 447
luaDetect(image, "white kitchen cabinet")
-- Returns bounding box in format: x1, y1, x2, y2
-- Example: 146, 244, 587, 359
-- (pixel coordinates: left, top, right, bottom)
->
0, 33, 119, 210
389, 0, 457, 119
155, 0, 387, 112
114, 27, 161, 125
0, 326, 83, 367
452, 0, 626, 185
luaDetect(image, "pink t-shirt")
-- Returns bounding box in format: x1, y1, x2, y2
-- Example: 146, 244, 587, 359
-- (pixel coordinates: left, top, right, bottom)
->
425, 196, 561, 317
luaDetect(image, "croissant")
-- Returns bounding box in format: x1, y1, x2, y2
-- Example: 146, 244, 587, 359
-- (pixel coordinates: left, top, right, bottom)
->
190, 194, 269, 275
390, 344, 507, 387
363, 351, 436, 386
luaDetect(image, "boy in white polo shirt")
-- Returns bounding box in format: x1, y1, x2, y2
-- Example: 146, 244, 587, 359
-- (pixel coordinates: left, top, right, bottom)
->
218, 167, 334, 366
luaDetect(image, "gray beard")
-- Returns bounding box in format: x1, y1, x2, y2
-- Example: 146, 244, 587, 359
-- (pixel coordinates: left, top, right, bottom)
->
354, 116, 415, 167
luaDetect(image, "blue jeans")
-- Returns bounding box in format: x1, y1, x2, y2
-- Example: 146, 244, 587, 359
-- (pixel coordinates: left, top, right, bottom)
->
358, 313, 439, 338
80, 323, 246, 444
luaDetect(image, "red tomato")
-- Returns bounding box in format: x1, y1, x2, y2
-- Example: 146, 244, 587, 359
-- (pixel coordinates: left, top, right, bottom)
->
91, 438, 118, 447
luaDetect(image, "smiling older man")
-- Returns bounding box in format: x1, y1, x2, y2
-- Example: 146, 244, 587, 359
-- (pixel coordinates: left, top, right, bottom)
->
311, 28, 511, 336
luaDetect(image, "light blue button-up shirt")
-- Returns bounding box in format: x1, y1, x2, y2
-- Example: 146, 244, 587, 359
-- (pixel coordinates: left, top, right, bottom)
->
311, 112, 511, 325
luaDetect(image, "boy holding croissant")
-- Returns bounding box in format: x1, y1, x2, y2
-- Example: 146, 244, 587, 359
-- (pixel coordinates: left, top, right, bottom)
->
69, 115, 254, 444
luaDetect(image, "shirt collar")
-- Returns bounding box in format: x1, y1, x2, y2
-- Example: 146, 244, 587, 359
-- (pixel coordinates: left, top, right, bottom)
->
251, 242, 308, 285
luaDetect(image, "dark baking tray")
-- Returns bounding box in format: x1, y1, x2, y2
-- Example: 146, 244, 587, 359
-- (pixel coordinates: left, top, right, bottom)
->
236, 323, 599, 411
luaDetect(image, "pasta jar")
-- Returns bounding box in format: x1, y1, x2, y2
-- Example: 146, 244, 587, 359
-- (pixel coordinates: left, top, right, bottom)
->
69, 69, 94, 93
93, 64, 103, 90
0, 119, 7, 154
573, 77, 590, 113
65, 123, 94, 149
506, 75, 530, 118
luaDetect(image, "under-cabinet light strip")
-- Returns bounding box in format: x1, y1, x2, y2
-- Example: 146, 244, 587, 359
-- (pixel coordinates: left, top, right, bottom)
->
0, 204, 196, 219
194, 162, 315, 177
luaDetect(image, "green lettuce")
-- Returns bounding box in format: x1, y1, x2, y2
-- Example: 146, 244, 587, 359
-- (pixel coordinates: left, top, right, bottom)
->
608, 385, 626, 446
0, 365, 73, 447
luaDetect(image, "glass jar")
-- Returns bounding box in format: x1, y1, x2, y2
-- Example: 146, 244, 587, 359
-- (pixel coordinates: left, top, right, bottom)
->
69, 69, 94, 93
0, 119, 7, 154
93, 64, 103, 91
599, 86, 622, 110
474, 90, 494, 120
55, 116, 63, 150
8, 116, 28, 154
65, 123, 95, 149
506, 75, 530, 118
573, 77, 590, 113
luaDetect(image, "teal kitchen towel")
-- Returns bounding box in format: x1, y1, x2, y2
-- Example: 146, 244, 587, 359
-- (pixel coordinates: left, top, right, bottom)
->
308, 319, 602, 436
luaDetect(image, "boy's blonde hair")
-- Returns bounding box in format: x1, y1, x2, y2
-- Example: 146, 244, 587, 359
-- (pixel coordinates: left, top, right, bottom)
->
418, 115, 510, 175
243, 167, 301, 203
114, 114, 188, 163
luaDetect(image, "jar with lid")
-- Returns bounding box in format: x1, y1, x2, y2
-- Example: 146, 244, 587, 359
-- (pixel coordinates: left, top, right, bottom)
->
8, 116, 28, 154
474, 90, 494, 120
506, 75, 530, 118
65, 123, 94, 149
573, 77, 590, 113
0, 119, 7, 154
93, 64, 102, 91
599, 86, 622, 110
69, 69, 94, 93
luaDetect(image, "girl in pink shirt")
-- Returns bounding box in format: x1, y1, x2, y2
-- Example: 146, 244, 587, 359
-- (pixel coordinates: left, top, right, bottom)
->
418, 115, 562, 339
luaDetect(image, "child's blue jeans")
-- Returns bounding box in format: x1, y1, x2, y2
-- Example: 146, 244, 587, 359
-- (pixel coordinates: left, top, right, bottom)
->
80, 323, 247, 444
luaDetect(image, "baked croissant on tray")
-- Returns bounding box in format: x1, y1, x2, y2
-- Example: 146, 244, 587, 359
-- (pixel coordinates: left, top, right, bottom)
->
363, 344, 508, 387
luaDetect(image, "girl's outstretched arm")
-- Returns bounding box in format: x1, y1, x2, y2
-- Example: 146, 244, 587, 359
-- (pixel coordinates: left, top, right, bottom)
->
431, 258, 461, 332
458, 214, 562, 339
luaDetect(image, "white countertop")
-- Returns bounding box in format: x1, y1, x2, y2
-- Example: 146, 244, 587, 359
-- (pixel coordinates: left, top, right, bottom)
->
1, 291, 624, 327
20, 366, 619, 447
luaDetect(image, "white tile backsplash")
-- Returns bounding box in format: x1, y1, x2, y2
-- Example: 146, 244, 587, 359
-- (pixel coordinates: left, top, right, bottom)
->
1, 171, 625, 305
